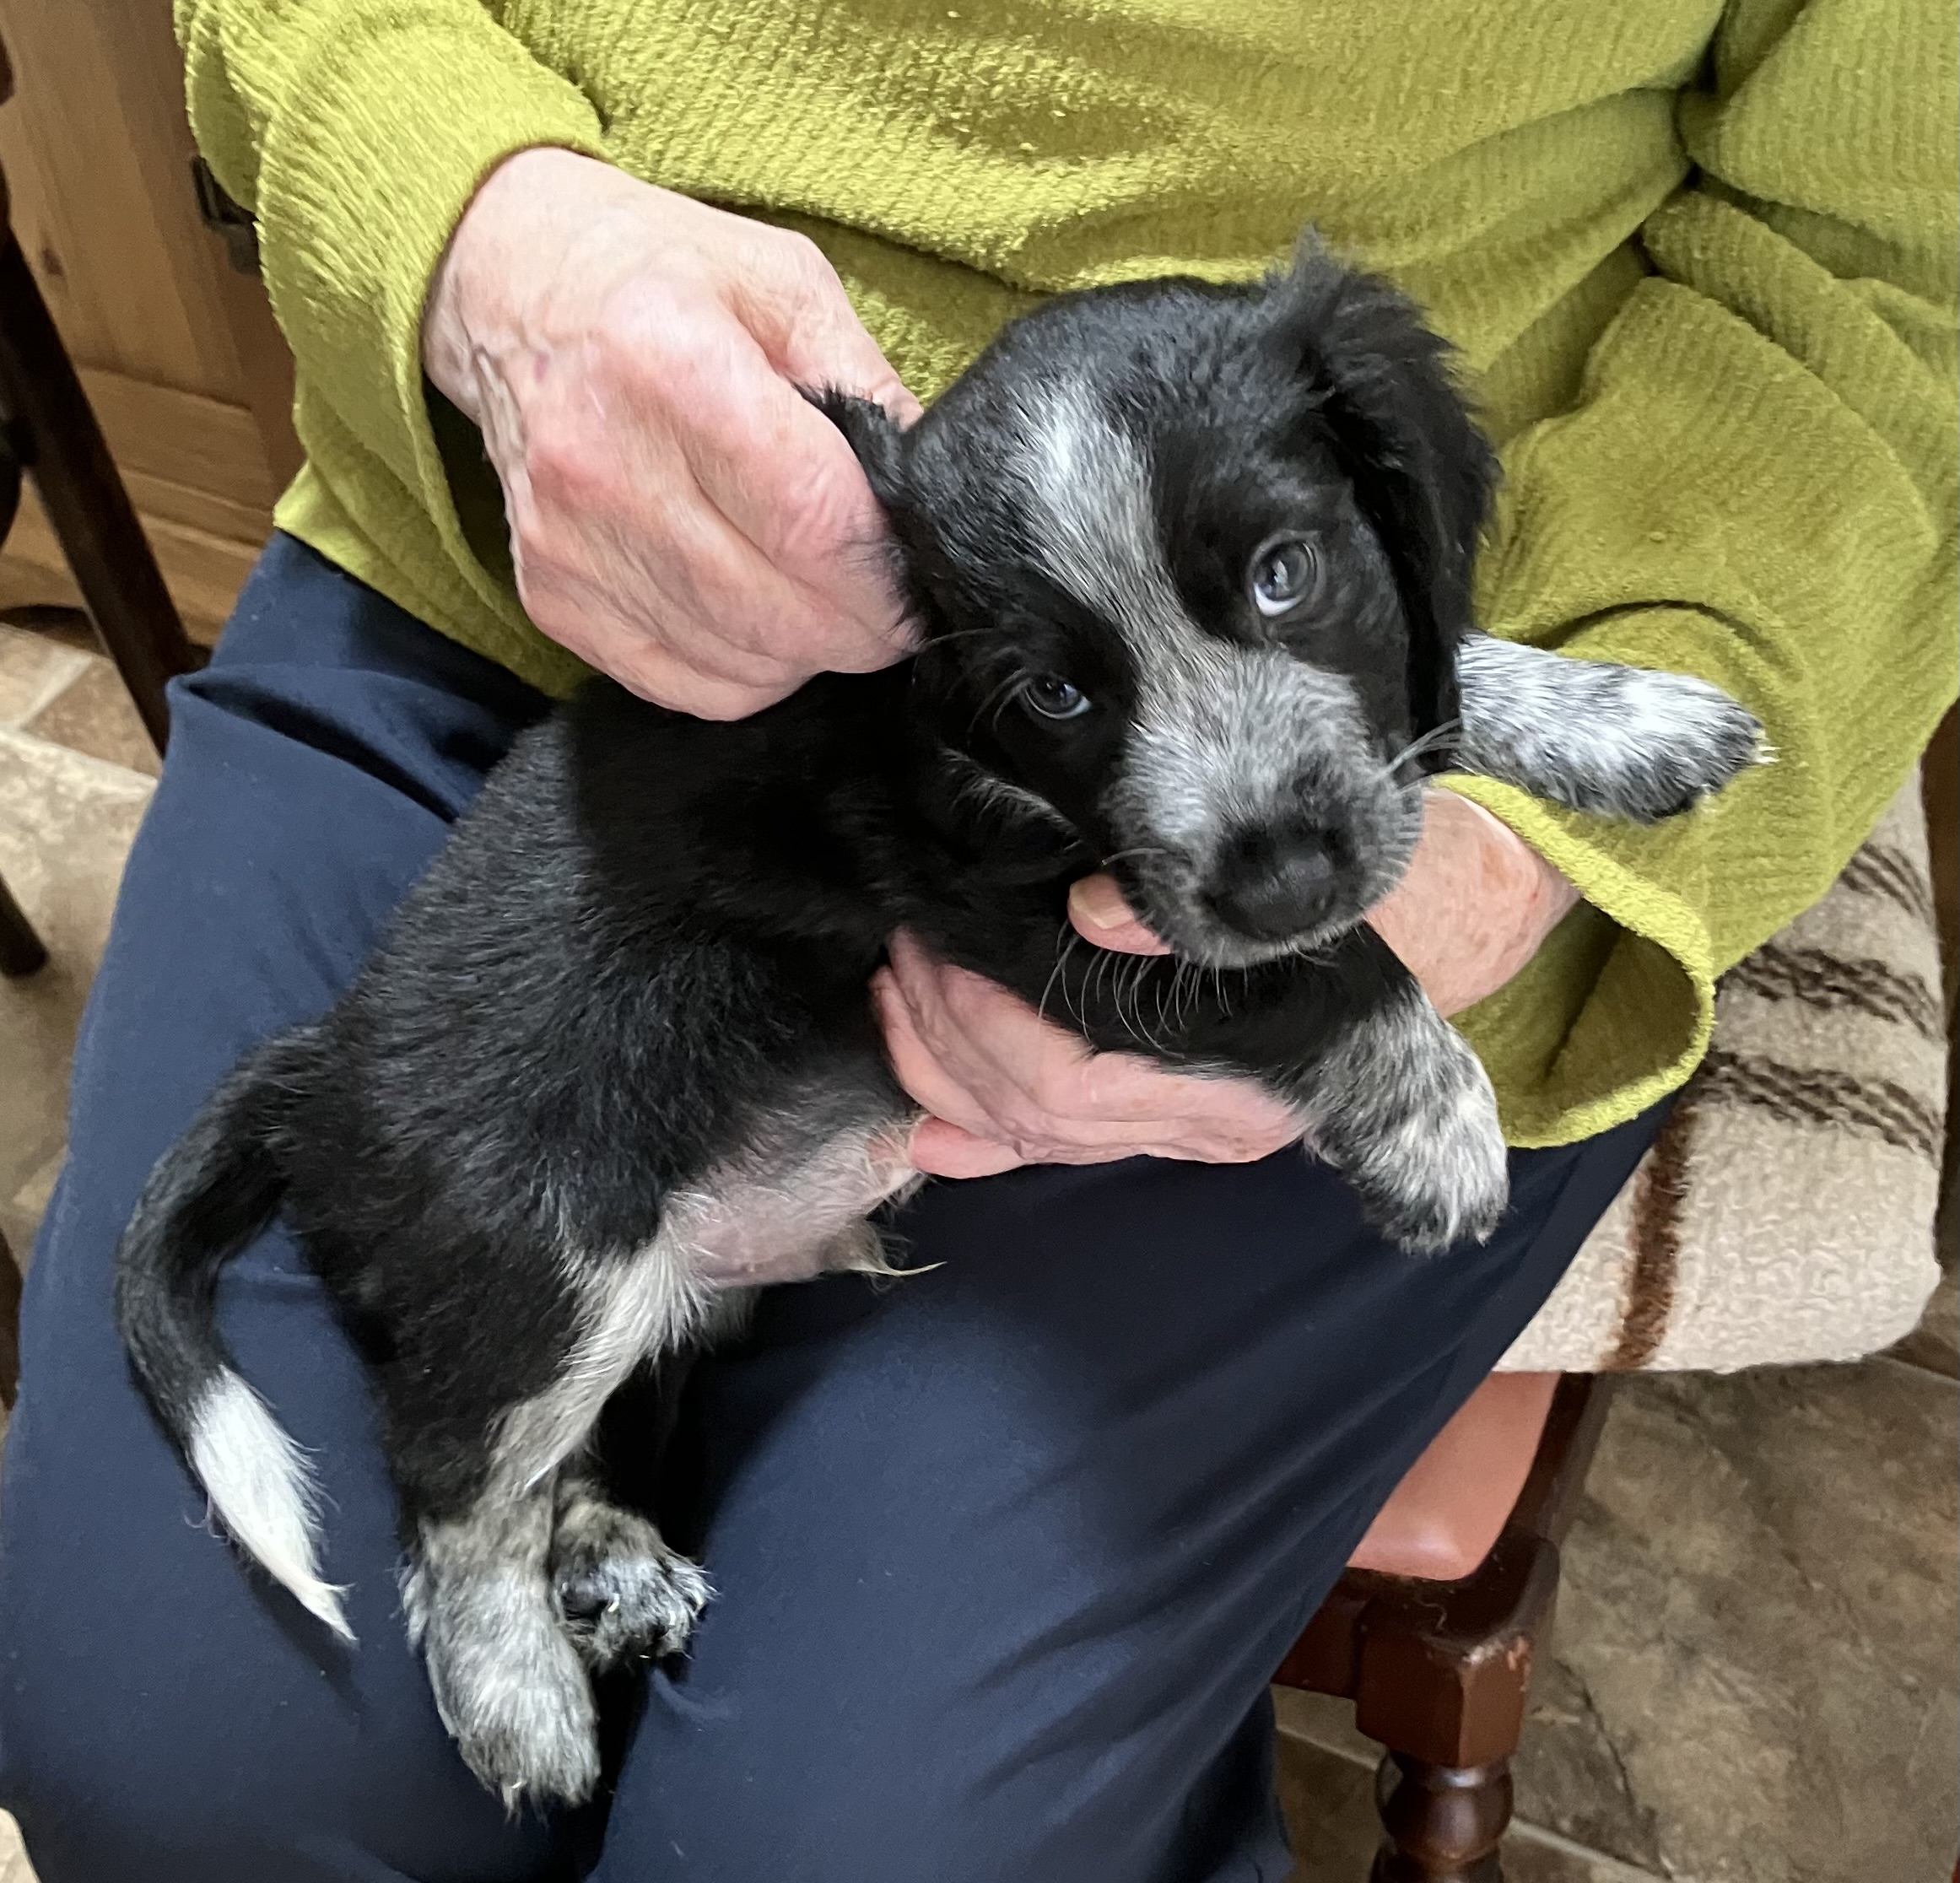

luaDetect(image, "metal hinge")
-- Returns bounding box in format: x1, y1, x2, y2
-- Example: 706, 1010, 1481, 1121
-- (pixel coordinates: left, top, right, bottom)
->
190, 156, 262, 277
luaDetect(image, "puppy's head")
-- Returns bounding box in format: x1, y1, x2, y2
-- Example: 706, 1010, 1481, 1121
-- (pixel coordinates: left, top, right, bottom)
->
826, 240, 1495, 967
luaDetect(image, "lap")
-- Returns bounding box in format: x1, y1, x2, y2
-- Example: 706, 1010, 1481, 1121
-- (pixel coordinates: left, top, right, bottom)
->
618, 1129, 1649, 1883
0, 539, 1658, 1882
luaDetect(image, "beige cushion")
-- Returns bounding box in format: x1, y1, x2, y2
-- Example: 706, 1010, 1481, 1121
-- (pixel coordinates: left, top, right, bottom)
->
1500, 776, 1946, 1374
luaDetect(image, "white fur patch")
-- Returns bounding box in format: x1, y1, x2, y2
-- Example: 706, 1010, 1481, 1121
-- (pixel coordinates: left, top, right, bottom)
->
187, 1372, 353, 1640
495, 1121, 919, 1500
1021, 383, 1192, 656
498, 1245, 709, 1499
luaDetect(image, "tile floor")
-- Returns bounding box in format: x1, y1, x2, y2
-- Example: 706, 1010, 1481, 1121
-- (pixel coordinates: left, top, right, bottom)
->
2, 616, 1956, 1881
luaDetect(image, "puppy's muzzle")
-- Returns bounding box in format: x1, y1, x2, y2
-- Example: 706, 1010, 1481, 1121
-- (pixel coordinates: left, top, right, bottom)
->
1205, 815, 1352, 944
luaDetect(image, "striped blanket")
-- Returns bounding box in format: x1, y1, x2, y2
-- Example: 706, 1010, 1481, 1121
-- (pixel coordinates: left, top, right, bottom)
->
1502, 776, 1948, 1373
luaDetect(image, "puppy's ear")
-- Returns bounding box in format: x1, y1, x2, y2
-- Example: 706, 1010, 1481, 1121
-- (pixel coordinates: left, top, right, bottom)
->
808, 385, 942, 641
1265, 239, 1497, 753
807, 387, 912, 513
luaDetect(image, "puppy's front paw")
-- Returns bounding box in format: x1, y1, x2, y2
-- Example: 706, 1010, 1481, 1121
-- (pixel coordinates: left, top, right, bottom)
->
1457, 638, 1768, 824
553, 1497, 711, 1671
1615, 672, 1767, 821
1338, 1029, 1509, 1254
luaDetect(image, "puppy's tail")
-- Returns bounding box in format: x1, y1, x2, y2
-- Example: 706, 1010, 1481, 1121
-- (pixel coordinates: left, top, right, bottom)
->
112, 1026, 354, 1642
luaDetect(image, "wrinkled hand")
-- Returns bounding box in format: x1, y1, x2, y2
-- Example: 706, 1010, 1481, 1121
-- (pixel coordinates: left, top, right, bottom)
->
873, 932, 1303, 1179
423, 147, 919, 717
880, 792, 1577, 1179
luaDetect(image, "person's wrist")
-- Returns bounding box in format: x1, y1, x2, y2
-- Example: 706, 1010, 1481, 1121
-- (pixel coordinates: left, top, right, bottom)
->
1366, 793, 1578, 1016
1468, 797, 1579, 973
422, 146, 586, 410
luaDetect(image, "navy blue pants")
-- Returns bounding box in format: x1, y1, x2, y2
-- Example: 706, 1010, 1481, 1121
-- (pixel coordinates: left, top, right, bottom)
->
0, 537, 1659, 1881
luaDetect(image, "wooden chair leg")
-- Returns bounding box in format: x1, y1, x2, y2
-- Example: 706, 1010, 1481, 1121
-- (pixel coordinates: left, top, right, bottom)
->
0, 231, 197, 756
1370, 1754, 1511, 1882
1278, 1380, 1617, 1883
0, 1223, 20, 1411
1, 867, 46, 977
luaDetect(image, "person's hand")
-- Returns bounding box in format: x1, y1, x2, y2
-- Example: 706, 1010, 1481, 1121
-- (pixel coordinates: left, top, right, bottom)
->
422, 147, 920, 718
873, 932, 1304, 1179
879, 792, 1577, 1179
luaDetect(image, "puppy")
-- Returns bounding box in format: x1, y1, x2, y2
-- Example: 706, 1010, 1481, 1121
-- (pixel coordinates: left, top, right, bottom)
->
115, 242, 1762, 1806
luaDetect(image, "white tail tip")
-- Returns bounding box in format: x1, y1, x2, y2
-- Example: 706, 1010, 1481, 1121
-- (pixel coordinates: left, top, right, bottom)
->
186, 1373, 356, 1642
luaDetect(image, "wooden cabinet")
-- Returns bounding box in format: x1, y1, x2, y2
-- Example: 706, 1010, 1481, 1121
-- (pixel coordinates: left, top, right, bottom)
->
0, 0, 297, 640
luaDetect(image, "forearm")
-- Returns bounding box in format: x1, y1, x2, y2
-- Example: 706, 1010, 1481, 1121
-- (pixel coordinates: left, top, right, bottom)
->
1364, 795, 1579, 1019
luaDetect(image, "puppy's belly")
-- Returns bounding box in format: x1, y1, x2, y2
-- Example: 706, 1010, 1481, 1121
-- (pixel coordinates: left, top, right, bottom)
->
668, 1120, 922, 1287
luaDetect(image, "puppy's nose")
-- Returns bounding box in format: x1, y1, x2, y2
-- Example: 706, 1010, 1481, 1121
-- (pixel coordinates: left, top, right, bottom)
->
1208, 821, 1342, 942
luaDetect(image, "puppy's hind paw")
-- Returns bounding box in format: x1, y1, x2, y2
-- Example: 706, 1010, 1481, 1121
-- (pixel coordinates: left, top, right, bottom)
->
418, 1584, 601, 1810
552, 1497, 711, 1672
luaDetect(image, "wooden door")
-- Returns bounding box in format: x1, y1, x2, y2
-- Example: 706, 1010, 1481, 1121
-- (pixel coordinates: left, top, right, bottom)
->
0, 0, 298, 640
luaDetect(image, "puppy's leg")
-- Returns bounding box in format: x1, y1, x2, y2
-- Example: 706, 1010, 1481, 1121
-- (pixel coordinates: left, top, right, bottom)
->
548, 1295, 752, 1676
404, 1479, 599, 1809
397, 1238, 712, 1806
1280, 938, 1509, 1253
1044, 931, 1507, 1254
1455, 631, 1765, 821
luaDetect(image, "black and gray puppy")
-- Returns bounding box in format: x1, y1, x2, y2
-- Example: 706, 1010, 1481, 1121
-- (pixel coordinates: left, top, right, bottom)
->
115, 243, 1761, 1806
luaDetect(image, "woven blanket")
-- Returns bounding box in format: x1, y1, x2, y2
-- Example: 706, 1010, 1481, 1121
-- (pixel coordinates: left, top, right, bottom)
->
1501, 777, 1947, 1373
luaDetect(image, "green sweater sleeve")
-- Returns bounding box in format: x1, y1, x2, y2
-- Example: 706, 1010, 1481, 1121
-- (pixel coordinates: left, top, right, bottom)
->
1448, 0, 1959, 1146
175, 0, 607, 664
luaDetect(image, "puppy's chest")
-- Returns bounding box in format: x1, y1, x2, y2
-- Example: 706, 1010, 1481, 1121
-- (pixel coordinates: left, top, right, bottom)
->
657, 1114, 921, 1287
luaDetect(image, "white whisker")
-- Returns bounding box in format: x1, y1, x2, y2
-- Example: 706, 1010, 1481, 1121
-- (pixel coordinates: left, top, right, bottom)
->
1377, 718, 1463, 781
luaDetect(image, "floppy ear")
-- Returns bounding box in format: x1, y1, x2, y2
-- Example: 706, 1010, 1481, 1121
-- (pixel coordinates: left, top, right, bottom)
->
807, 385, 952, 655
807, 387, 912, 513
1263, 240, 1497, 756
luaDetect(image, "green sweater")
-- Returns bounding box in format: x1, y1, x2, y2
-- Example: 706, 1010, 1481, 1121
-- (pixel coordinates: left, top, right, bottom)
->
178, 0, 1957, 1147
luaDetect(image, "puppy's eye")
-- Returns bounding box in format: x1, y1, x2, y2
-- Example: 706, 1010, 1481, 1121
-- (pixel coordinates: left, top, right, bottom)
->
1020, 674, 1092, 721
1249, 537, 1323, 618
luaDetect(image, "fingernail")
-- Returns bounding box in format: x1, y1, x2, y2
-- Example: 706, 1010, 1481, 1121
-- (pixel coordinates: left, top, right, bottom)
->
1069, 876, 1133, 931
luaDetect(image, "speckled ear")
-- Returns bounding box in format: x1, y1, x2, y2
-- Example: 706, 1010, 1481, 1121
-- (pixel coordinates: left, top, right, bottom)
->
1261, 237, 1497, 751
